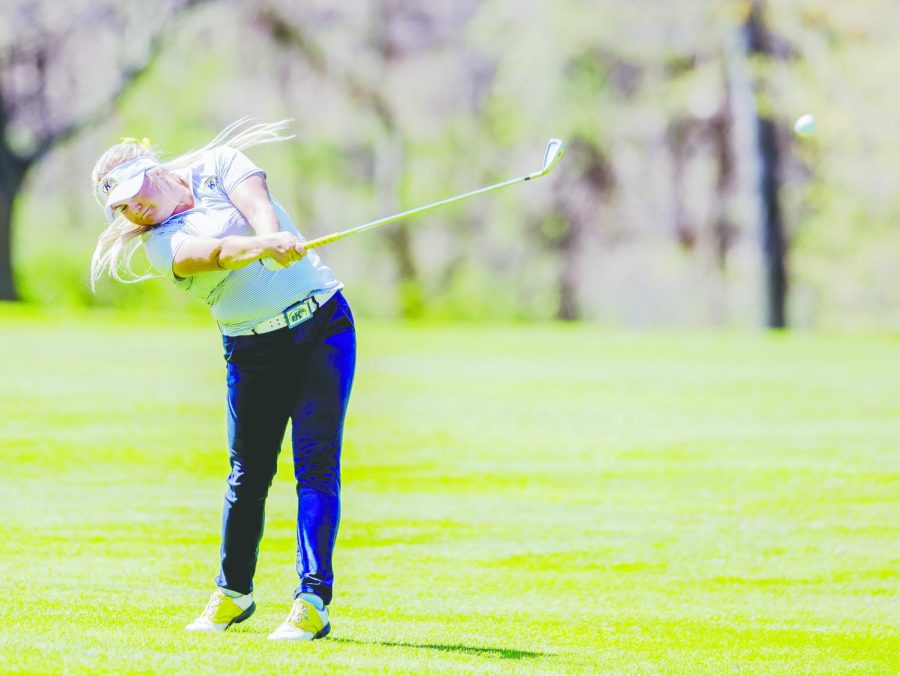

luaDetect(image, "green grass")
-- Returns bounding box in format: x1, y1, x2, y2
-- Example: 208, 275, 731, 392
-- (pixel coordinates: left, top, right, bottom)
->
0, 304, 898, 674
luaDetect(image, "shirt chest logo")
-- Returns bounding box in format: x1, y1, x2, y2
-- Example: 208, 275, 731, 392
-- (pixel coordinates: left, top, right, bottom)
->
200, 175, 219, 193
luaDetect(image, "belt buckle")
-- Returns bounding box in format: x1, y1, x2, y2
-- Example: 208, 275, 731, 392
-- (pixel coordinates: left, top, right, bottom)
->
284, 298, 315, 328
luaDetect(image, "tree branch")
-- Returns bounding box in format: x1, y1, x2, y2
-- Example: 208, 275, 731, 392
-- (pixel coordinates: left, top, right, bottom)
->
257, 6, 395, 130
23, 0, 215, 164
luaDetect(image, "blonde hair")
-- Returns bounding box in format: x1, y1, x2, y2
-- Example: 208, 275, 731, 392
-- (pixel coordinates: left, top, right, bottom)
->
89, 118, 294, 290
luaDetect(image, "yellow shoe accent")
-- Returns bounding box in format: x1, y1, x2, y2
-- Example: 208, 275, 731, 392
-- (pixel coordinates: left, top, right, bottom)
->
186, 590, 256, 632
268, 597, 330, 641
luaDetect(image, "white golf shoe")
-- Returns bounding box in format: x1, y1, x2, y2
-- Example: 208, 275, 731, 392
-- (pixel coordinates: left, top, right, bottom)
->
185, 589, 256, 632
268, 596, 330, 641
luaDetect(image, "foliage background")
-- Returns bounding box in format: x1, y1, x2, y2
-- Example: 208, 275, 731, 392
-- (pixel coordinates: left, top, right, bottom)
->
4, 0, 899, 328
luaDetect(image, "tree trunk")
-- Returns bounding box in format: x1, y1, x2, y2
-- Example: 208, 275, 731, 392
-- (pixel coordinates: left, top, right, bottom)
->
553, 138, 614, 321
711, 62, 737, 271
744, 0, 788, 328
756, 117, 787, 327
0, 149, 27, 301
556, 232, 581, 322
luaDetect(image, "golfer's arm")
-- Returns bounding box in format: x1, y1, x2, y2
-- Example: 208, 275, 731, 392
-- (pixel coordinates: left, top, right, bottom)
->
172, 235, 272, 277
229, 174, 280, 236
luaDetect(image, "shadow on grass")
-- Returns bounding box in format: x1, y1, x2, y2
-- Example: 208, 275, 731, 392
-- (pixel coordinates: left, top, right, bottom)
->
331, 637, 546, 660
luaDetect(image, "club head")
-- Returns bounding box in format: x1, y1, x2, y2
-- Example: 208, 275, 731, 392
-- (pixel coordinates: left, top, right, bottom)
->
541, 138, 565, 175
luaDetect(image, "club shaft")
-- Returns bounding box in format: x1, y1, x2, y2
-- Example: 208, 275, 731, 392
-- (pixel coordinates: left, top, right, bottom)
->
302, 170, 542, 249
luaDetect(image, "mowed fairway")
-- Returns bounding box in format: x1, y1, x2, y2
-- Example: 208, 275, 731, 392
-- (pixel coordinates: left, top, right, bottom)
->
0, 305, 897, 674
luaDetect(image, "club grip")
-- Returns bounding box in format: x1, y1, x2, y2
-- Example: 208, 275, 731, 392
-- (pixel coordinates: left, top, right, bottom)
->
301, 232, 346, 249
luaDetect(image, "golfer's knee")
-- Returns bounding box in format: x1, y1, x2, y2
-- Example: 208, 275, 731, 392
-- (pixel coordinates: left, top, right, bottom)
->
293, 448, 340, 495
226, 462, 276, 500
295, 469, 340, 496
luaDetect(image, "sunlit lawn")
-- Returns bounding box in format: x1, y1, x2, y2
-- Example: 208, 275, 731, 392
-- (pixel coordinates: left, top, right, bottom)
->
0, 304, 897, 673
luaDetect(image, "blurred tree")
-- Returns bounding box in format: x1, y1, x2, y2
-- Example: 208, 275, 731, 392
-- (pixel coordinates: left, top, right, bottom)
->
742, 0, 791, 328
662, 59, 740, 325
255, 0, 483, 318
665, 62, 737, 267
544, 137, 615, 321
0, 0, 211, 301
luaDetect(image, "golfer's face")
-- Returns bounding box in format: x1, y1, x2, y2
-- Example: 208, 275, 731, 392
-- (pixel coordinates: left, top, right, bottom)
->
110, 170, 179, 226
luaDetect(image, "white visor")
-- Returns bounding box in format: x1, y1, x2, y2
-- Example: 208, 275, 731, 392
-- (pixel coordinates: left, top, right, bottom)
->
97, 156, 160, 222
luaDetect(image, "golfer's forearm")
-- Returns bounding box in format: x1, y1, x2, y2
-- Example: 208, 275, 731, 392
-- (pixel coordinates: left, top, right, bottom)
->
216, 235, 272, 269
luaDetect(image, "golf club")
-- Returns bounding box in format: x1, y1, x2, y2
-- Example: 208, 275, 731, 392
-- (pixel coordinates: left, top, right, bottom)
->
263, 138, 564, 268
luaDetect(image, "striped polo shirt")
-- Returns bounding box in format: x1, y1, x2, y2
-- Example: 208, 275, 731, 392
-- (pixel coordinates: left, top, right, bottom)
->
142, 146, 342, 336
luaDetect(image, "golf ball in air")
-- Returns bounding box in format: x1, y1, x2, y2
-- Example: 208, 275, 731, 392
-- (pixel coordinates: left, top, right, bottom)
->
794, 114, 816, 138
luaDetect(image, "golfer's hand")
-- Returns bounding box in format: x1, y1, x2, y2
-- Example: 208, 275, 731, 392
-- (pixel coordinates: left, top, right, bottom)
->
263, 232, 307, 268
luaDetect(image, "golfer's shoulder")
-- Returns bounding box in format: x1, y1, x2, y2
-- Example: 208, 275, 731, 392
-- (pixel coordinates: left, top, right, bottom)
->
212, 145, 242, 161
184, 147, 235, 181
209, 146, 266, 194
210, 146, 254, 173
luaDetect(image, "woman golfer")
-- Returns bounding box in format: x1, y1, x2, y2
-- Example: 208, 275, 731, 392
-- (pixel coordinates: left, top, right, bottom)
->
90, 120, 354, 641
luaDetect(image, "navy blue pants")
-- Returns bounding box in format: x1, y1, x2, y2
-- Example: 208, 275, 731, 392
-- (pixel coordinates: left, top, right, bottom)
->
215, 292, 355, 605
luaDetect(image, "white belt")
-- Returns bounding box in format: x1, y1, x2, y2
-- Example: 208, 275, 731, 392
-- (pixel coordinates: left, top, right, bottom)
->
232, 292, 333, 336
